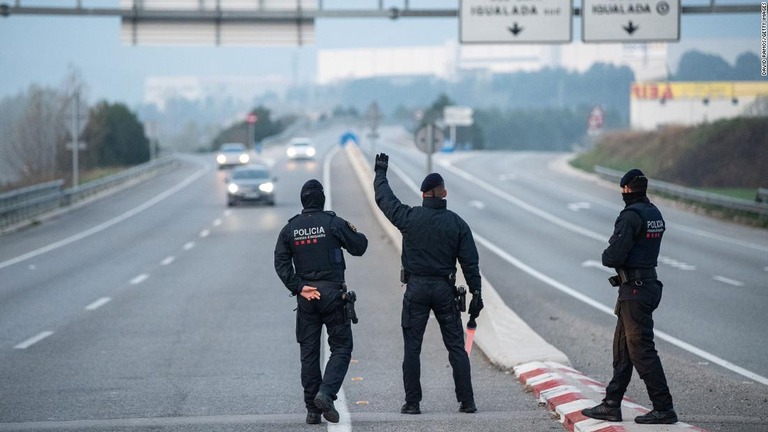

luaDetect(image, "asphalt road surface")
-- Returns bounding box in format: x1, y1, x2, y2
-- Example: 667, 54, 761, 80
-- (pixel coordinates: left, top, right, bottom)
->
1, 123, 765, 431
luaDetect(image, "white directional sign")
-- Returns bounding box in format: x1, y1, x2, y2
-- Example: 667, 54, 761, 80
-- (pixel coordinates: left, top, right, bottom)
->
582, 0, 680, 42
444, 106, 474, 126
460, 0, 572, 44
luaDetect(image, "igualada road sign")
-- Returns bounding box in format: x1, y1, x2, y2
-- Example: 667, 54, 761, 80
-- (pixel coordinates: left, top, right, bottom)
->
460, 0, 572, 43
582, 0, 680, 42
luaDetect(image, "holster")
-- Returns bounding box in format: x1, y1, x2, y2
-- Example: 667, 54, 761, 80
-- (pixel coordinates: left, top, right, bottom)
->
342, 290, 358, 324
455, 285, 467, 313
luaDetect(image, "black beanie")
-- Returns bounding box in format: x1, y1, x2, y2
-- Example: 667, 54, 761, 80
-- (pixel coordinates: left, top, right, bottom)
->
300, 179, 325, 209
420, 173, 444, 192
620, 169, 648, 191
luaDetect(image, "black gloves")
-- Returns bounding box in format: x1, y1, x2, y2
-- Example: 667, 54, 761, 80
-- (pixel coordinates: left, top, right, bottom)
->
374, 153, 389, 174
468, 289, 483, 318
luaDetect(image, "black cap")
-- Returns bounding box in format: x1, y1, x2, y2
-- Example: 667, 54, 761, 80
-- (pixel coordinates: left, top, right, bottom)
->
620, 169, 647, 190
300, 179, 325, 209
420, 173, 444, 192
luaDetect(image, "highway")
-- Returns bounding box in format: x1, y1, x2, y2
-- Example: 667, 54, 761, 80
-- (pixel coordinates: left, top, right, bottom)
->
0, 123, 766, 431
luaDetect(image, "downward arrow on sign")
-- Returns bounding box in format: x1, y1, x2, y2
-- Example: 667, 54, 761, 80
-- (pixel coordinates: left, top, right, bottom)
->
623, 21, 639, 34
508, 23, 524, 36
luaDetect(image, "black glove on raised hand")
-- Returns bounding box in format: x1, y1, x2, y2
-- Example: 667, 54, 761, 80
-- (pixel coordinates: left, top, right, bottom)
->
468, 289, 484, 318
374, 153, 389, 173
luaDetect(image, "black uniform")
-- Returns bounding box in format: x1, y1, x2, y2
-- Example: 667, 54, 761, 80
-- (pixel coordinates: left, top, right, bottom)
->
274, 181, 368, 415
601, 196, 674, 412
373, 170, 480, 407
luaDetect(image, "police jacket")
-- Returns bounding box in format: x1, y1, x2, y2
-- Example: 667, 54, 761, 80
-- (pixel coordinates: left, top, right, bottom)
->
274, 207, 368, 296
374, 171, 481, 293
602, 196, 665, 270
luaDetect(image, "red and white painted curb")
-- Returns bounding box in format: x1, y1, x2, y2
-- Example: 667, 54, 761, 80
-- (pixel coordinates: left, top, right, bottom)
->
514, 362, 707, 432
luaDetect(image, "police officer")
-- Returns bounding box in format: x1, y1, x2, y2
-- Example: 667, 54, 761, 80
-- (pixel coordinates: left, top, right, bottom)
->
372, 153, 483, 415
582, 169, 678, 425
274, 179, 368, 425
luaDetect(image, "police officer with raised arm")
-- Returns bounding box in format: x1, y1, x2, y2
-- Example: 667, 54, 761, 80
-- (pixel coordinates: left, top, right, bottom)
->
274, 179, 368, 425
372, 153, 483, 415
581, 169, 678, 425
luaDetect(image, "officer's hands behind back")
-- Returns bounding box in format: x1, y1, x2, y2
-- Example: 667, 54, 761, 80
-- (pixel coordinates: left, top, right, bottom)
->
375, 153, 389, 173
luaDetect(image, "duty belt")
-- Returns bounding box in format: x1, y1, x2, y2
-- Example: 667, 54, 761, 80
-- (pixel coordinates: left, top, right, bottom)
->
618, 268, 657, 282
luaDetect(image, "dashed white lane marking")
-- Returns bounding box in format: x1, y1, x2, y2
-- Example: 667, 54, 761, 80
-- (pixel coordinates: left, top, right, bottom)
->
659, 256, 696, 271
213, 219, 222, 227
200, 229, 210, 238
183, 242, 195, 251
14, 331, 54, 349
85, 297, 111, 311
764, 266, 768, 272
161, 256, 175, 266
468, 200, 485, 209
130, 274, 149, 285
713, 275, 745, 287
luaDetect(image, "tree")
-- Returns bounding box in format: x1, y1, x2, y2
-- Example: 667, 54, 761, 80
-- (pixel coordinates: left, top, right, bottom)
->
83, 101, 150, 167
1, 85, 69, 183
675, 50, 734, 80
210, 105, 289, 150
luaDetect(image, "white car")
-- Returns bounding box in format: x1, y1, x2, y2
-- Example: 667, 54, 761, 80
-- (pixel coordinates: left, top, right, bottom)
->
286, 138, 316, 160
216, 142, 250, 169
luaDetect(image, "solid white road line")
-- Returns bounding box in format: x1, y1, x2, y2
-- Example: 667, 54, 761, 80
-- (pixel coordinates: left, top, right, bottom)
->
14, 331, 54, 349
395, 156, 768, 386
323, 145, 352, 432
0, 163, 209, 271
85, 297, 111, 311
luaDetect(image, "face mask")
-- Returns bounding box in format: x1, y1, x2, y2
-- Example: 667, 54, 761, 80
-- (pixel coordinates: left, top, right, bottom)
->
622, 191, 646, 205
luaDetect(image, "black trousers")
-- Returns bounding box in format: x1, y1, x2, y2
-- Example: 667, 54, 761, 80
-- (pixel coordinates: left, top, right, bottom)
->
401, 277, 473, 405
604, 288, 673, 411
296, 285, 352, 413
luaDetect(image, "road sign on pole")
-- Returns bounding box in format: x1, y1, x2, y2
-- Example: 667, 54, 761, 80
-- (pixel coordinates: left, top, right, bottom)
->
443, 106, 474, 127
460, 0, 572, 43
582, 0, 680, 42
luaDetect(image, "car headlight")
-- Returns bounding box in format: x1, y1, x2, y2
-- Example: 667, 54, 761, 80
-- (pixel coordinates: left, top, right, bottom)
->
287, 148, 296, 157
217, 155, 226, 164
228, 183, 239, 194
306, 148, 316, 157
239, 154, 250, 163
259, 182, 274, 193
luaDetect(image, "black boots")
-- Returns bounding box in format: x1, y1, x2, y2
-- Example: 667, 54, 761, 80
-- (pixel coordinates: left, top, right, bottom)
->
400, 403, 421, 414
305, 412, 321, 424
459, 400, 477, 413
581, 401, 622, 422
635, 409, 678, 424
313, 392, 339, 424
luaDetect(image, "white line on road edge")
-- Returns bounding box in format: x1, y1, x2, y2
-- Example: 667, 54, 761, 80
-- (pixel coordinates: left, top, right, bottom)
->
323, 145, 352, 431
713, 275, 745, 287
434, 157, 768, 384
475, 232, 768, 386
85, 297, 111, 311
14, 331, 54, 349
130, 274, 149, 285
0, 163, 210, 271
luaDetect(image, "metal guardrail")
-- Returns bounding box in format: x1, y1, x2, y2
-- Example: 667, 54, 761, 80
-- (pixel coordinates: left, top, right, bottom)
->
0, 156, 179, 232
594, 166, 768, 218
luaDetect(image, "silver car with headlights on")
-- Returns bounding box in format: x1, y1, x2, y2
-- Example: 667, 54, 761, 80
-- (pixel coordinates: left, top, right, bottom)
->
225, 165, 276, 207
216, 142, 250, 169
